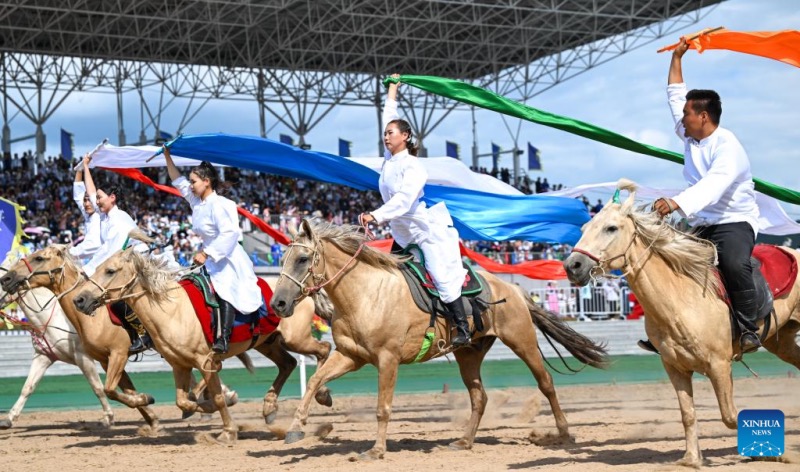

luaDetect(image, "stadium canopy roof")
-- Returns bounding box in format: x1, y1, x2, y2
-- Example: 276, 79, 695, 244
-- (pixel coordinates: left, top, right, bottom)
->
0, 1, 722, 149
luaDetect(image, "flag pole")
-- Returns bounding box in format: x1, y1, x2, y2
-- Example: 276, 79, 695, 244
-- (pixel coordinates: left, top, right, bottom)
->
71, 138, 108, 171
145, 134, 183, 163
657, 26, 726, 53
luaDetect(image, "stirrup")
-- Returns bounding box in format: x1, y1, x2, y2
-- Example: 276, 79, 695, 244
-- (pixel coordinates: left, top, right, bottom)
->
739, 332, 761, 355
212, 337, 230, 354
128, 336, 150, 355
637, 339, 659, 355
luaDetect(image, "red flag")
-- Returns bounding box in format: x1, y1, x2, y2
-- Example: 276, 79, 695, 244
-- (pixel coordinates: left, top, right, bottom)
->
367, 238, 567, 280
106, 167, 291, 246
659, 27, 800, 69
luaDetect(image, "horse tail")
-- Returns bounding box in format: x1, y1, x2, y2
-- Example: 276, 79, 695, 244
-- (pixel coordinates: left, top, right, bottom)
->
236, 352, 256, 374
520, 287, 609, 369
311, 290, 336, 323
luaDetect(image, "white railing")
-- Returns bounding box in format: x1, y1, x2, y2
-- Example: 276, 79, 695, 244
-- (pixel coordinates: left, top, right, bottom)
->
528, 286, 633, 321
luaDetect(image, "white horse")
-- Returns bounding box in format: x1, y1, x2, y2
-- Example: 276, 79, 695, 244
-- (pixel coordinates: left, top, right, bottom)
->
0, 277, 115, 429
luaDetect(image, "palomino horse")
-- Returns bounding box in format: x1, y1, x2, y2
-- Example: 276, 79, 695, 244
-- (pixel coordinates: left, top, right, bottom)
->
563, 179, 800, 467
70, 246, 333, 444
269, 219, 608, 459
0, 245, 162, 433
0, 258, 114, 429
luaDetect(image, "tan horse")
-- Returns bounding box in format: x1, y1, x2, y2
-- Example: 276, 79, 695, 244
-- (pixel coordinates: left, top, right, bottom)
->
269, 219, 608, 459
563, 179, 800, 468
0, 245, 161, 434
70, 247, 333, 444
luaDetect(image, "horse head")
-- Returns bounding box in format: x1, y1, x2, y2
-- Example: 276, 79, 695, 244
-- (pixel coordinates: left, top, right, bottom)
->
0, 245, 73, 294
564, 179, 639, 286
73, 247, 139, 316
271, 218, 322, 318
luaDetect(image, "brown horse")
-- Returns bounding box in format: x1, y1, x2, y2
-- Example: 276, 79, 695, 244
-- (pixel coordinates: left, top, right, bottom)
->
269, 219, 608, 459
0, 245, 161, 434
563, 179, 800, 467
70, 246, 333, 444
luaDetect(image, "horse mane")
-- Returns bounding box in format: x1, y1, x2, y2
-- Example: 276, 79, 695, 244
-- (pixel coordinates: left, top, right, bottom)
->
616, 180, 720, 293
58, 245, 84, 275
127, 250, 176, 302
301, 219, 405, 270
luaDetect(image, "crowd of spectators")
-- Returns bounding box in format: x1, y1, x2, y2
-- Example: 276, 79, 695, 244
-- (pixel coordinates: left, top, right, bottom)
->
1, 153, 577, 266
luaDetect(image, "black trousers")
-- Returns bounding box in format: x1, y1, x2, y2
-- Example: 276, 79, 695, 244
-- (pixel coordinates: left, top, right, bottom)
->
694, 221, 755, 294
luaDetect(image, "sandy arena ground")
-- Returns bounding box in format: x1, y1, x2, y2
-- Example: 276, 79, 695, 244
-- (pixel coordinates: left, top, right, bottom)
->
1, 376, 798, 471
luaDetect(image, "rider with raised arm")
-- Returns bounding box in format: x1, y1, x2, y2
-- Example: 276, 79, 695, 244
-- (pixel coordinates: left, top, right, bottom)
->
641, 37, 761, 354
163, 147, 261, 354
360, 74, 470, 347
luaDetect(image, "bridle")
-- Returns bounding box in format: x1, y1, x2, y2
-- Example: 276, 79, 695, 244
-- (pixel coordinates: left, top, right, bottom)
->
84, 271, 143, 308
277, 223, 370, 299
11, 257, 83, 307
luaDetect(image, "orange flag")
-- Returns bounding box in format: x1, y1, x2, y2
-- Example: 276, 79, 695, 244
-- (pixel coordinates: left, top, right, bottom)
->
658, 27, 800, 69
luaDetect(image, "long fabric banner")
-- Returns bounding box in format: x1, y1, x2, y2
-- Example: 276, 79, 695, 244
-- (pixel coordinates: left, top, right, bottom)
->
658, 28, 800, 69
110, 168, 567, 279
383, 75, 800, 205
367, 239, 568, 280
91, 137, 590, 244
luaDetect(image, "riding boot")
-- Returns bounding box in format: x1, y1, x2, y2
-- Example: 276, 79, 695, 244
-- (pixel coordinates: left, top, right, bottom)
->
212, 299, 237, 354
729, 289, 761, 354
445, 297, 471, 348
112, 300, 151, 355
637, 339, 660, 354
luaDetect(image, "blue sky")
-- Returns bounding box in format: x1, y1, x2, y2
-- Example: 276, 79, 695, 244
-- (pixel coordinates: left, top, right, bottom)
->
8, 0, 800, 214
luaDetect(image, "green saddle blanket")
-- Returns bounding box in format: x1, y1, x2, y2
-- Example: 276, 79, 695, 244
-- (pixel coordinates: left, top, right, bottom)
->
400, 245, 483, 298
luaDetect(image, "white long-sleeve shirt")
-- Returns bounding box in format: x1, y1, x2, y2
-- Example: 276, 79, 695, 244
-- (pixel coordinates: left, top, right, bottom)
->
69, 182, 101, 259
371, 98, 453, 246
83, 205, 141, 276
667, 82, 759, 235
173, 176, 261, 314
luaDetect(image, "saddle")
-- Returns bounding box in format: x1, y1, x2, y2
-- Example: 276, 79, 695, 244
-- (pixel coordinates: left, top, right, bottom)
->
179, 273, 280, 346
397, 245, 493, 334
720, 244, 798, 339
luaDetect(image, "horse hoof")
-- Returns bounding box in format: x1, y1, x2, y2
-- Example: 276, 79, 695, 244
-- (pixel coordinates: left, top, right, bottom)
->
285, 430, 305, 444
101, 416, 114, 428
355, 449, 384, 461
182, 410, 196, 420
145, 394, 156, 405
0, 419, 12, 429
448, 439, 471, 450
216, 428, 238, 445
225, 391, 239, 407
264, 411, 277, 424
315, 388, 333, 407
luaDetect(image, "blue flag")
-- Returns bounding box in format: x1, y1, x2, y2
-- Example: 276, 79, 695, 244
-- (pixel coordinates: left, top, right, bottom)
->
338, 138, 351, 157
279, 134, 294, 146
60, 128, 74, 160
491, 142, 500, 170
0, 197, 24, 262
528, 142, 542, 170
446, 141, 459, 159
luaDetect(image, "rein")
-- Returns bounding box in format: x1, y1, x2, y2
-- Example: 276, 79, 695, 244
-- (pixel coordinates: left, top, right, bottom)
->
85, 273, 144, 306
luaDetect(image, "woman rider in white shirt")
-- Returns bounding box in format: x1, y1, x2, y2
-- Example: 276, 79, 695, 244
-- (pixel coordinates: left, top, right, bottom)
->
360, 74, 470, 347
69, 154, 101, 261
163, 147, 262, 354
82, 158, 153, 355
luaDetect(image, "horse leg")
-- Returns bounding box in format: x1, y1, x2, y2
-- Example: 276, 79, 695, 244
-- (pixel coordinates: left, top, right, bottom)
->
502, 329, 570, 442
663, 361, 703, 468
255, 340, 297, 424
200, 370, 238, 444
448, 338, 493, 450
173, 367, 199, 416
285, 350, 364, 444
359, 353, 400, 460
102, 354, 155, 409
763, 323, 800, 369
707, 360, 737, 429
114, 368, 161, 434
1, 353, 54, 429
73, 351, 115, 428
279, 313, 334, 406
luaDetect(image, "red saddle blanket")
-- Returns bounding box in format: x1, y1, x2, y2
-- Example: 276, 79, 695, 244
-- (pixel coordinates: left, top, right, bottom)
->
179, 278, 280, 345
753, 244, 797, 298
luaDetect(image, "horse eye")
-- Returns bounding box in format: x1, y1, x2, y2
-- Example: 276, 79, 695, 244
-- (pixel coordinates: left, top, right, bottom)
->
34, 256, 45, 262
105, 268, 116, 275
606, 225, 618, 233
297, 256, 309, 265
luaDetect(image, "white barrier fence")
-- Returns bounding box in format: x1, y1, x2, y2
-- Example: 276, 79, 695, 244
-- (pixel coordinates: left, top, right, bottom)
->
527, 285, 634, 321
